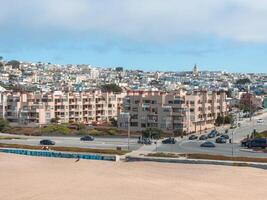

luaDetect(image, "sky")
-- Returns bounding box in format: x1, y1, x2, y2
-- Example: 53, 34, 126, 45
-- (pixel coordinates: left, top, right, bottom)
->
0, 0, 267, 73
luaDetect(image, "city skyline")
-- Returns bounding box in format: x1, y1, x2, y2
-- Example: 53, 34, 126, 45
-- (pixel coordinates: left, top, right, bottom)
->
1, 0, 267, 73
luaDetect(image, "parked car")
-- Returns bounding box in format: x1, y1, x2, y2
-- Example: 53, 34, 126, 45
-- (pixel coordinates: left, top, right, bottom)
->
200, 141, 216, 148
220, 134, 230, 140
208, 131, 216, 138
241, 138, 250, 147
189, 135, 198, 140
162, 137, 176, 144
247, 138, 267, 149
138, 138, 152, 145
40, 139, 55, 145
230, 124, 237, 129
199, 135, 208, 140
215, 137, 227, 143
216, 132, 221, 137
257, 119, 264, 124
80, 135, 94, 141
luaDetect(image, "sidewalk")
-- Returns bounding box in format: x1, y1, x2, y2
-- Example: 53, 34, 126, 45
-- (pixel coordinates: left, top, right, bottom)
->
125, 154, 267, 170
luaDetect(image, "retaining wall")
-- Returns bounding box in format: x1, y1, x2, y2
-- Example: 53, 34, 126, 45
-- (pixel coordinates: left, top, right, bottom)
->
0, 148, 119, 161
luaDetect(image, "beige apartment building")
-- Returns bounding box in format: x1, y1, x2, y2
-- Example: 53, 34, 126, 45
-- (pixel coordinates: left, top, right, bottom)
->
0, 91, 125, 126
118, 90, 228, 133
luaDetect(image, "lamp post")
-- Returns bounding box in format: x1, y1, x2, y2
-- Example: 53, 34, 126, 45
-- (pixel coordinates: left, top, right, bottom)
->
231, 128, 234, 157
127, 113, 130, 151
231, 115, 238, 157
120, 112, 131, 151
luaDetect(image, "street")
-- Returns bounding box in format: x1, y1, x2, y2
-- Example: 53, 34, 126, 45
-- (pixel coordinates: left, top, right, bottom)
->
152, 111, 267, 158
0, 134, 142, 151
0, 110, 266, 157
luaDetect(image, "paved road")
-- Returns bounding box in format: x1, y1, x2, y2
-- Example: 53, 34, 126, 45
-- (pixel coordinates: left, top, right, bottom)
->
0, 110, 266, 157
0, 134, 141, 151
155, 111, 267, 158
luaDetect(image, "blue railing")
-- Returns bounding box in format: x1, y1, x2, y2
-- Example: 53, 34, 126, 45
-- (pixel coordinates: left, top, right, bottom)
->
0, 148, 117, 161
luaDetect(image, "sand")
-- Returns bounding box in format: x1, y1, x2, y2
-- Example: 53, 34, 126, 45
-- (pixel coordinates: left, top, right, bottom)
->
0, 153, 266, 200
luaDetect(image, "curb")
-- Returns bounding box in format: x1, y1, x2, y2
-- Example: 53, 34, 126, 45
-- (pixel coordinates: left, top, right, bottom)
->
240, 148, 266, 153
125, 156, 267, 170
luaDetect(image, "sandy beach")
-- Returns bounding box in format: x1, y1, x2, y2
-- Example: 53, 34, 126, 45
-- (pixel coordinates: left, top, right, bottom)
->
0, 153, 266, 200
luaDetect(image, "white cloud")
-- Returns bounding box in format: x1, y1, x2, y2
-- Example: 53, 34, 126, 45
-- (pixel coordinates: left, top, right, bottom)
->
1, 0, 267, 43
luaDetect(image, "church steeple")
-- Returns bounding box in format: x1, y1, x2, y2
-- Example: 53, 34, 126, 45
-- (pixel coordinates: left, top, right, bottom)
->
193, 64, 199, 76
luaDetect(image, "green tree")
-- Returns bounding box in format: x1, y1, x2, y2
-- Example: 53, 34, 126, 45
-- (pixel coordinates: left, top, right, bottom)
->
236, 78, 251, 85
101, 84, 122, 93
7, 60, 20, 68
224, 115, 234, 124
0, 118, 10, 131
225, 90, 232, 98
142, 128, 163, 139
215, 115, 233, 126
215, 115, 224, 126
110, 117, 117, 127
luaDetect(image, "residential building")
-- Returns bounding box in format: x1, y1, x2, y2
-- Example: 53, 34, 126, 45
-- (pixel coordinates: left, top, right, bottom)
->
0, 91, 126, 126
118, 89, 228, 133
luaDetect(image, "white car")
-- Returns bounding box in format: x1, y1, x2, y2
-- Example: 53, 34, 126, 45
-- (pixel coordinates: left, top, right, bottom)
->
257, 119, 264, 123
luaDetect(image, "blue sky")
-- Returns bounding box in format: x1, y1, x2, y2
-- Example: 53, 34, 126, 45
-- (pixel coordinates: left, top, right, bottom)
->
0, 0, 267, 73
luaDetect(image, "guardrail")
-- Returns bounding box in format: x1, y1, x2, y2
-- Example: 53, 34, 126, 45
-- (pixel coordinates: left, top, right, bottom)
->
0, 148, 119, 162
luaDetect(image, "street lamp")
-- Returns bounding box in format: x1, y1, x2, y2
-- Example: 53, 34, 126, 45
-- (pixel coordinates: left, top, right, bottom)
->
119, 112, 131, 151
231, 115, 238, 157
127, 113, 130, 151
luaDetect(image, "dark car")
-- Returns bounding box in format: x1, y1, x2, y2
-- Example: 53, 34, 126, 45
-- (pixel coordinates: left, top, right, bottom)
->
199, 135, 208, 140
40, 139, 55, 145
216, 132, 221, 137
220, 134, 230, 140
189, 135, 198, 140
215, 137, 227, 144
138, 138, 152, 145
247, 138, 267, 149
162, 137, 176, 144
200, 141, 216, 148
208, 131, 216, 138
241, 138, 250, 147
80, 135, 94, 141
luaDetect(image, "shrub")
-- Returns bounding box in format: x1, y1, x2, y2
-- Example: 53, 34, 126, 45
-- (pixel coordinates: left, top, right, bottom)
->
0, 118, 10, 131
77, 129, 89, 135
142, 128, 163, 139
174, 129, 185, 137
88, 129, 103, 136
107, 128, 118, 135
42, 124, 70, 135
